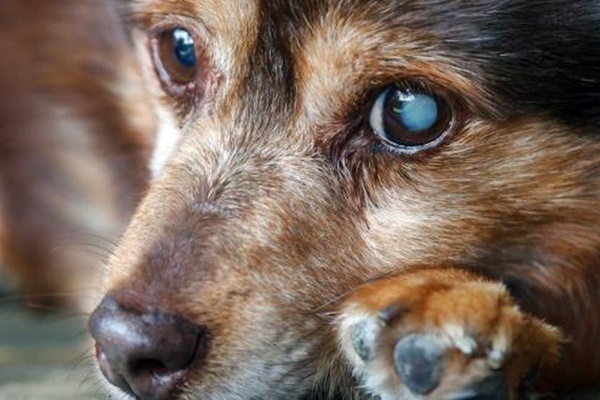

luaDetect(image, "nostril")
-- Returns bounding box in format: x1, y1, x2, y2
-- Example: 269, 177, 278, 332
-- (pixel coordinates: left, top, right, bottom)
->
126, 330, 202, 376
89, 295, 207, 400
133, 359, 169, 376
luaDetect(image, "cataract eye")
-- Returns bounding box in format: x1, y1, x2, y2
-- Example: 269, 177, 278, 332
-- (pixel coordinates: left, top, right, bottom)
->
369, 84, 453, 153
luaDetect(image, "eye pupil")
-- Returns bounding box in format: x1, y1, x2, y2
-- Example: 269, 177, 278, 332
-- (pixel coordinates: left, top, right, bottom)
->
172, 28, 197, 68
389, 91, 439, 133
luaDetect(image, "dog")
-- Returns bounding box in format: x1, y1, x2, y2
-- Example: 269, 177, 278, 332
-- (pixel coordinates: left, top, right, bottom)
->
2, 0, 599, 399
0, 0, 152, 307
86, 0, 600, 398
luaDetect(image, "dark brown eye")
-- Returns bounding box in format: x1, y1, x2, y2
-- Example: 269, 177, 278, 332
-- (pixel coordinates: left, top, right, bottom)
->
152, 27, 200, 92
369, 85, 453, 153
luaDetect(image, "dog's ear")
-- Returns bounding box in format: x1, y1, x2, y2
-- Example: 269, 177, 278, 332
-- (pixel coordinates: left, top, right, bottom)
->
399, 0, 600, 131
488, 1, 600, 131
454, 1, 600, 131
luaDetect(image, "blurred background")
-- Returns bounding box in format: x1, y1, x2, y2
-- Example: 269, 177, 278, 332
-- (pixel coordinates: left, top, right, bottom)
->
0, 279, 100, 400
0, 1, 152, 398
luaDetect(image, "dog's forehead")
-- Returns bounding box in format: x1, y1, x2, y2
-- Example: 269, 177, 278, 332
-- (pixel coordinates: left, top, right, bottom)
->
131, 0, 600, 130
187, 0, 495, 118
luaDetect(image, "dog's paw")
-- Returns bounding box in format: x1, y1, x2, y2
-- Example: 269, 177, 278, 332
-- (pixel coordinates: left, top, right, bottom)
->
337, 269, 561, 400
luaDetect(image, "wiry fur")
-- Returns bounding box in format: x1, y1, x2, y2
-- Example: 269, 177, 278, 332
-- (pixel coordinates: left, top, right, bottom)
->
106, 0, 600, 397
2, 0, 600, 398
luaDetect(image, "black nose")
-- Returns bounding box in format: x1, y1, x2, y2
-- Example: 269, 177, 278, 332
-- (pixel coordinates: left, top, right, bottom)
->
88, 295, 206, 400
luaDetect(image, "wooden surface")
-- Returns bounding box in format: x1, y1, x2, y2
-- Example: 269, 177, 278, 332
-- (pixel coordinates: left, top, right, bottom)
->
0, 297, 101, 400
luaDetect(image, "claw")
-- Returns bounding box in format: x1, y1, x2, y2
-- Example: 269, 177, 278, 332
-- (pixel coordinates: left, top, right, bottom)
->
487, 352, 504, 370
455, 336, 478, 356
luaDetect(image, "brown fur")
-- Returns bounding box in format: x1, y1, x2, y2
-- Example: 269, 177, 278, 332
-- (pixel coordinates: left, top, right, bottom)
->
104, 0, 600, 397
0, 0, 153, 305
2, 0, 600, 398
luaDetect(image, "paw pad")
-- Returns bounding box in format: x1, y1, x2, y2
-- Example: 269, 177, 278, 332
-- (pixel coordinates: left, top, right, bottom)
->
394, 334, 444, 395
350, 319, 379, 362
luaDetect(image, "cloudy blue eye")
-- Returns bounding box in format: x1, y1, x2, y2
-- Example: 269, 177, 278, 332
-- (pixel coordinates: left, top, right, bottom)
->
172, 28, 197, 68
370, 85, 452, 152
394, 92, 438, 132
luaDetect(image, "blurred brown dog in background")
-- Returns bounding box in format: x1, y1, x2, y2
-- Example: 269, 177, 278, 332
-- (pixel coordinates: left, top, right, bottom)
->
0, 0, 153, 307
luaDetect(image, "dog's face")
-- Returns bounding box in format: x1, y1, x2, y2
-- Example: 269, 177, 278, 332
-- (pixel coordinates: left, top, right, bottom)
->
90, 1, 600, 398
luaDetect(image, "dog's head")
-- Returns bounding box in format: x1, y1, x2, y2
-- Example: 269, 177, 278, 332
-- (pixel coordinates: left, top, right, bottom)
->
89, 1, 600, 398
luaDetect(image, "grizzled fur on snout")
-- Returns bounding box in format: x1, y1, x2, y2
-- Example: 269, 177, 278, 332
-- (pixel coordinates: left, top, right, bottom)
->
85, 0, 600, 399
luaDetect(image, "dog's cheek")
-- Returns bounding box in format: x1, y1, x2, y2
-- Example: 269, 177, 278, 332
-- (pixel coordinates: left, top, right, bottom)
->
359, 117, 600, 272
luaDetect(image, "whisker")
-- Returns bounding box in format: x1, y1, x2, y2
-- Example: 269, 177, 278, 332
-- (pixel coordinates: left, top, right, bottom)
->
25, 302, 73, 313
0, 288, 100, 305
79, 248, 112, 263
57, 232, 120, 248
71, 351, 106, 397
51, 241, 115, 259
309, 270, 409, 316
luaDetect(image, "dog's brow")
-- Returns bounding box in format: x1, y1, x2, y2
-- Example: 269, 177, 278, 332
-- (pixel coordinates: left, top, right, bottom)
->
125, 0, 258, 38
295, 7, 496, 132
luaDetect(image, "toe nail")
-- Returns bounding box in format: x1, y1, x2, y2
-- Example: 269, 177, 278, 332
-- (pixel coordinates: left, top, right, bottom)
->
394, 334, 444, 395
455, 336, 477, 356
487, 348, 505, 370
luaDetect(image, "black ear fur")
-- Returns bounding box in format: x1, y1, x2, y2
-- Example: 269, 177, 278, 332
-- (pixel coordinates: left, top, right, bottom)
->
436, 0, 600, 132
